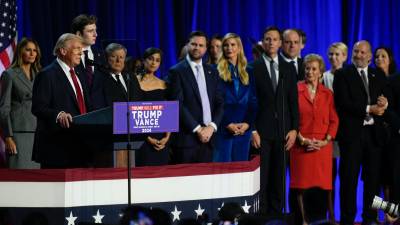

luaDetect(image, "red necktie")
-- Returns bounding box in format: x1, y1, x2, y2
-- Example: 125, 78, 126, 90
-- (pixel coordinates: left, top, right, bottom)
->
69, 68, 87, 114
83, 50, 93, 87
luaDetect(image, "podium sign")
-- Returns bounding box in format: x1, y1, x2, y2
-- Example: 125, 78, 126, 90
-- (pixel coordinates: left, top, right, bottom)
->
113, 101, 179, 134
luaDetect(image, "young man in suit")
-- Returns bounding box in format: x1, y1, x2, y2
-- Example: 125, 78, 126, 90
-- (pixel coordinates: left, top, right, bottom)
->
71, 14, 107, 110
333, 40, 388, 225
32, 33, 90, 168
250, 26, 299, 218
280, 29, 304, 81
168, 31, 224, 163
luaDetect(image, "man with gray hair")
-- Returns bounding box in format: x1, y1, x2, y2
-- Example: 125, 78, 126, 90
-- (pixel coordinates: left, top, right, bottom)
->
333, 40, 388, 225
32, 33, 91, 168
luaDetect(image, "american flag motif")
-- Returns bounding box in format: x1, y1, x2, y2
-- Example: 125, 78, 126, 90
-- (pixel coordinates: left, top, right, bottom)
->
0, 0, 17, 75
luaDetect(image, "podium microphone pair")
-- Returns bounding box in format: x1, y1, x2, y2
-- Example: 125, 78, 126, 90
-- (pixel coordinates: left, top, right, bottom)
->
371, 196, 399, 217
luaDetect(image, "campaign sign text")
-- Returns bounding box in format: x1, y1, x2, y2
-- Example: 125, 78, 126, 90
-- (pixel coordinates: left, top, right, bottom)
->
113, 101, 179, 134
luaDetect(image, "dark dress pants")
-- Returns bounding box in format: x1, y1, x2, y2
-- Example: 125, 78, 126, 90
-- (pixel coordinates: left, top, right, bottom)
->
339, 126, 381, 225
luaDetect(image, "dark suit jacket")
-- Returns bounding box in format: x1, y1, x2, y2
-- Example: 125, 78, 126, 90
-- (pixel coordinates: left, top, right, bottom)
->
386, 73, 400, 134
333, 64, 388, 146
297, 57, 305, 81
249, 55, 299, 141
31, 60, 91, 166
75, 46, 107, 110
102, 72, 142, 106
167, 59, 224, 148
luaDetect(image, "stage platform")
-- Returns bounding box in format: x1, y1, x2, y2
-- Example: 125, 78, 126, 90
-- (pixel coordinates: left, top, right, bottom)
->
0, 157, 260, 224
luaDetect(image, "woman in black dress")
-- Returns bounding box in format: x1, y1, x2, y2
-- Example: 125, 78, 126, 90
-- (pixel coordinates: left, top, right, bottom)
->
135, 47, 170, 166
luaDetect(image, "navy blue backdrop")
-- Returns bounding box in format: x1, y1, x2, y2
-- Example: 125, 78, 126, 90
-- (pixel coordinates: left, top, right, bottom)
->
18, 0, 400, 76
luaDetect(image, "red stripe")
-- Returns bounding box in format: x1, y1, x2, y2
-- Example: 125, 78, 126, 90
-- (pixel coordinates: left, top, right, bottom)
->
0, 156, 260, 182
0, 48, 11, 69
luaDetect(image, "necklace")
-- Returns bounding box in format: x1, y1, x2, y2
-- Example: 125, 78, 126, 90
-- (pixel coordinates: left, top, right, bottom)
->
142, 74, 156, 82
308, 85, 317, 95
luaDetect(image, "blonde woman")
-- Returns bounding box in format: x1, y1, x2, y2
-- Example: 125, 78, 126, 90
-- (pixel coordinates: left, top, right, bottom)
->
214, 33, 257, 162
322, 42, 348, 91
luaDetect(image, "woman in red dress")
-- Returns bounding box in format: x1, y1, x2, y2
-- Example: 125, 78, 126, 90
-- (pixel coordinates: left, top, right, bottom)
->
290, 54, 339, 225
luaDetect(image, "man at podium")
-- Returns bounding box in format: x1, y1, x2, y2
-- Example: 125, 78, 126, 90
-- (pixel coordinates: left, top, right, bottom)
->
32, 33, 91, 168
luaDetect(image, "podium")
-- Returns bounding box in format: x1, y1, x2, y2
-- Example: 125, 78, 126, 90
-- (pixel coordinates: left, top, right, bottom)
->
73, 107, 143, 168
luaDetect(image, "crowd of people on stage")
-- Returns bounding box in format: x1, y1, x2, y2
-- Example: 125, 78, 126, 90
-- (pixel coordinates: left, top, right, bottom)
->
1, 13, 400, 224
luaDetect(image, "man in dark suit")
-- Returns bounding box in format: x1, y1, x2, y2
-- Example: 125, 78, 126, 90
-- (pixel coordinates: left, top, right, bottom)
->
71, 14, 107, 110
102, 43, 141, 106
280, 29, 304, 81
333, 40, 388, 225
385, 73, 400, 212
32, 33, 91, 168
250, 26, 299, 218
168, 31, 224, 163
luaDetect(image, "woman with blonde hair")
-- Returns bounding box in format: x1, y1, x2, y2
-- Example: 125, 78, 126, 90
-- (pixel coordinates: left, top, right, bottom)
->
214, 33, 257, 162
0, 37, 42, 168
291, 54, 339, 224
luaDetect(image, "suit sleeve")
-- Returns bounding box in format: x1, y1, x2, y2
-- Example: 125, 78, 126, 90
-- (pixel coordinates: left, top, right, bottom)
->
167, 68, 200, 131
244, 71, 258, 128
0, 70, 14, 137
327, 92, 339, 138
288, 68, 299, 131
31, 71, 59, 123
383, 76, 400, 131
333, 69, 367, 117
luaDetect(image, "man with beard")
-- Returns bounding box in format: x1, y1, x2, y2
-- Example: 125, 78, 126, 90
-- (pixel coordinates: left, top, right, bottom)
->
333, 40, 388, 225
168, 31, 224, 163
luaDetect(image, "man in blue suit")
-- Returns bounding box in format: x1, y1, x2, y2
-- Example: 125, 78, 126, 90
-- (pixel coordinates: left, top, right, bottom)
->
168, 31, 224, 163
32, 33, 91, 168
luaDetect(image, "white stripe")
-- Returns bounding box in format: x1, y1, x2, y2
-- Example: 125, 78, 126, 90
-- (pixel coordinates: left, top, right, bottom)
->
0, 168, 260, 208
0, 41, 15, 75
6, 42, 14, 62
0, 63, 5, 75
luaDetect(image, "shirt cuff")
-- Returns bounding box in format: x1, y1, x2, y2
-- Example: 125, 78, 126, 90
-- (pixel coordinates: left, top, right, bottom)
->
193, 125, 201, 133
56, 111, 65, 123
208, 122, 217, 132
252, 130, 258, 134
366, 105, 370, 113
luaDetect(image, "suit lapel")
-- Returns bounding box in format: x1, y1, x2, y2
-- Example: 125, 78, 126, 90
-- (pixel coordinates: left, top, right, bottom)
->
350, 65, 368, 95
203, 63, 214, 103
182, 61, 202, 103
368, 67, 377, 99
257, 58, 275, 95
13, 68, 33, 91
54, 61, 80, 110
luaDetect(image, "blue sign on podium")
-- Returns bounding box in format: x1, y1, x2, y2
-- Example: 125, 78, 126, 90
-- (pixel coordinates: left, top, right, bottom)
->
113, 101, 179, 134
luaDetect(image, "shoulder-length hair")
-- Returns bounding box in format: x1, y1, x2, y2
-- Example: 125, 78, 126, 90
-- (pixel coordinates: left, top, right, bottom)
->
374, 46, 397, 75
217, 33, 249, 85
11, 37, 42, 73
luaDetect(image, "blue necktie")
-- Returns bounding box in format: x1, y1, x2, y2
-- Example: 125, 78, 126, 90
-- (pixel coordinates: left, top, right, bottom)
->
195, 65, 212, 125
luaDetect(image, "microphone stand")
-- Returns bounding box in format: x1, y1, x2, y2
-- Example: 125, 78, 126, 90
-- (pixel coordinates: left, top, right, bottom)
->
125, 72, 132, 206
281, 71, 287, 217
275, 61, 288, 219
